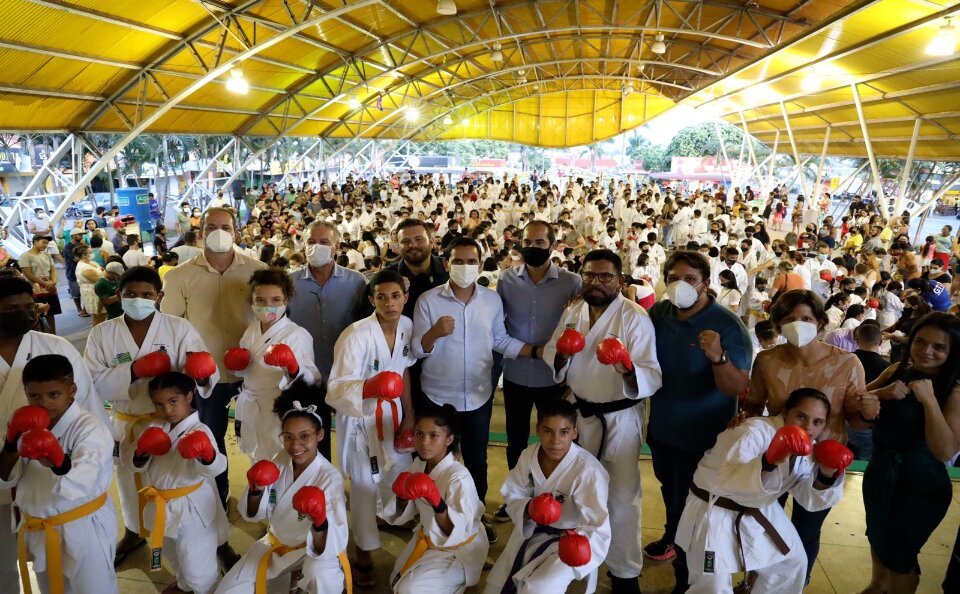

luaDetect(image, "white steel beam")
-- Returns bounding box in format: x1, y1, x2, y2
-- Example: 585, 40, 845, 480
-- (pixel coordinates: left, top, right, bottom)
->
908, 171, 960, 218
765, 131, 780, 197
779, 101, 810, 200
180, 138, 238, 204
813, 126, 831, 202
893, 117, 922, 217
850, 83, 890, 216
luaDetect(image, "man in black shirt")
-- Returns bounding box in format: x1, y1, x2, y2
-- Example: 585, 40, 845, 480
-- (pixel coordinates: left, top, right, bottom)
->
441, 218, 462, 250
848, 322, 887, 461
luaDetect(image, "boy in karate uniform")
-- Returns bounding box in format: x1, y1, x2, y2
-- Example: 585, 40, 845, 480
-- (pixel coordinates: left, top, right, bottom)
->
83, 265, 221, 564
326, 269, 416, 586
0, 354, 118, 594
486, 399, 611, 594
542, 249, 662, 593
0, 276, 107, 585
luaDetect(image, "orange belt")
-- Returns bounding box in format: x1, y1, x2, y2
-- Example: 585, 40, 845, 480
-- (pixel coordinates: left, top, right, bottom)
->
255, 531, 352, 594
373, 396, 400, 441
398, 528, 477, 576
138, 481, 204, 571
18, 492, 108, 594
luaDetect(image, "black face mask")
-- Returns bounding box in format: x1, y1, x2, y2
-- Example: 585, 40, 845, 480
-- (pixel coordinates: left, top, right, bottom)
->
0, 310, 37, 336
725, 259, 737, 266
520, 246, 550, 267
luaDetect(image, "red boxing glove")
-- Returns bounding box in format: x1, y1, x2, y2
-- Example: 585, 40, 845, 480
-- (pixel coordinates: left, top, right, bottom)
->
527, 492, 562, 525
867, 298, 880, 309
814, 439, 854, 478
292, 485, 327, 526
556, 329, 586, 356
6, 405, 50, 444
135, 427, 172, 457
246, 459, 281, 488
392, 471, 413, 499
558, 530, 591, 567
19, 429, 65, 468
393, 429, 415, 453
402, 472, 443, 509
264, 343, 299, 376
177, 431, 216, 463
132, 351, 171, 379
223, 347, 251, 372
764, 425, 813, 467
596, 338, 633, 371
363, 371, 404, 400
184, 351, 217, 381
819, 270, 834, 283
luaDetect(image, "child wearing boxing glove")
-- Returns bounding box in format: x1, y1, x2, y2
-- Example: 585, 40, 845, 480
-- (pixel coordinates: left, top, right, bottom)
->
674, 387, 852, 594
485, 399, 611, 594
215, 380, 349, 594
383, 404, 489, 594
124, 372, 229, 593
0, 355, 118, 594
326, 270, 417, 587
234, 269, 321, 463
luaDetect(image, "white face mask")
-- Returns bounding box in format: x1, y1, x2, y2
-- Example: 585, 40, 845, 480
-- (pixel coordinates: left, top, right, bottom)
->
449, 264, 480, 288
306, 244, 333, 268
665, 280, 701, 309
121, 297, 157, 321
205, 229, 234, 253
781, 320, 819, 348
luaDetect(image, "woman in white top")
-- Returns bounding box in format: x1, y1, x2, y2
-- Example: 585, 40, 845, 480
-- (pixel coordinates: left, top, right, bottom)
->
840, 304, 866, 330
823, 292, 851, 332
717, 269, 743, 312
74, 244, 105, 325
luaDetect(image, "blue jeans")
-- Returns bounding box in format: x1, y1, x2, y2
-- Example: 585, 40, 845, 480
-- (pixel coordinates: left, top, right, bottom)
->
197, 381, 241, 507
847, 427, 874, 461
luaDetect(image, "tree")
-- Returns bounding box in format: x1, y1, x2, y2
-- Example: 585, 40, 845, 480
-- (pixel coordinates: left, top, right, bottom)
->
628, 135, 668, 172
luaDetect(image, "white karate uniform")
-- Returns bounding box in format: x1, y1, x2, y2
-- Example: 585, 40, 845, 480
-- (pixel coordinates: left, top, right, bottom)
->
542, 294, 662, 579
383, 453, 489, 594
84, 312, 217, 533
485, 443, 611, 594
215, 453, 349, 594
326, 313, 415, 552
0, 403, 118, 594
0, 331, 107, 585
235, 316, 321, 461
675, 417, 845, 594
123, 412, 227, 594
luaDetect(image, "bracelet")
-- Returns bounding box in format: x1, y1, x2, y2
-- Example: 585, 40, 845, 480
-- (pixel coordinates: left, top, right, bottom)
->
3, 440, 17, 454
51, 455, 72, 477
432, 499, 448, 514
859, 413, 877, 424
249, 487, 264, 497
313, 519, 329, 532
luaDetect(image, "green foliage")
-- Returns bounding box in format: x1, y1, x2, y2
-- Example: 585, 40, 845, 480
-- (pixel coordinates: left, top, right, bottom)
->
628, 135, 668, 172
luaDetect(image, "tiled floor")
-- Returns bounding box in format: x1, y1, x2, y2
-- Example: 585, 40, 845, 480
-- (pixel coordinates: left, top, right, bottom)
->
92, 393, 957, 593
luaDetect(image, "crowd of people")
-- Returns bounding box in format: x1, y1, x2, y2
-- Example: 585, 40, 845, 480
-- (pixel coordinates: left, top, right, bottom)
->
0, 172, 958, 594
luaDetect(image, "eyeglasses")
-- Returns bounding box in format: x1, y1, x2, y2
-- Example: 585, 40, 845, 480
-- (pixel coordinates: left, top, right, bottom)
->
581, 272, 617, 284
279, 431, 319, 444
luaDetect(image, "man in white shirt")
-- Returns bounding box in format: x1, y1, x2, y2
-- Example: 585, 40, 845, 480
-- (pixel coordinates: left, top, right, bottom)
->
171, 231, 203, 264
710, 247, 748, 294
412, 237, 535, 542
121, 235, 149, 268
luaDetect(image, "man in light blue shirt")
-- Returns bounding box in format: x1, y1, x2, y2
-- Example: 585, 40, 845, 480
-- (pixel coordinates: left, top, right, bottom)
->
287, 221, 367, 459
413, 237, 534, 541
493, 221, 581, 521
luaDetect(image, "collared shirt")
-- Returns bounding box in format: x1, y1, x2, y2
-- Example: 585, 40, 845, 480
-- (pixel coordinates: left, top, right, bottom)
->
387, 256, 449, 318
497, 264, 582, 387
160, 247, 268, 382
287, 264, 367, 382
648, 297, 752, 452
412, 282, 524, 411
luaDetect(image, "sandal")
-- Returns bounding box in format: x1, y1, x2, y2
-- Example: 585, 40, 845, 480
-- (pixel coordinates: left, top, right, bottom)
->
351, 560, 376, 589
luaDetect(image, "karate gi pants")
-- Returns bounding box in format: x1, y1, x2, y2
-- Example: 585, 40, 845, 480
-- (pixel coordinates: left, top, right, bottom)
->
577, 406, 643, 579
686, 545, 807, 594
214, 542, 344, 594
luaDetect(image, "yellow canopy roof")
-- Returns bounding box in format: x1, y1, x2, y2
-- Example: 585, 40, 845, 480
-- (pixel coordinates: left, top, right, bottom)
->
0, 0, 858, 148
684, 0, 960, 160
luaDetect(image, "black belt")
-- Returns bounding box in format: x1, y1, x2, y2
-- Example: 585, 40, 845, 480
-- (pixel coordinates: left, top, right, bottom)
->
500, 524, 563, 594
689, 483, 790, 567
573, 395, 641, 459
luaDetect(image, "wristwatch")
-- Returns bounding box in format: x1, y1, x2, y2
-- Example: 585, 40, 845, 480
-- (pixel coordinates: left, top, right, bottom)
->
711, 350, 728, 366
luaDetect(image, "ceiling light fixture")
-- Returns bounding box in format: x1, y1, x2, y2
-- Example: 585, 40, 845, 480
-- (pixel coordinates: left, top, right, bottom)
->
801, 75, 820, 91
348, 95, 361, 110
436, 0, 457, 16
518, 69, 527, 84
443, 115, 453, 125
651, 33, 666, 55
226, 67, 249, 94
926, 19, 956, 56
405, 107, 420, 122
491, 42, 503, 62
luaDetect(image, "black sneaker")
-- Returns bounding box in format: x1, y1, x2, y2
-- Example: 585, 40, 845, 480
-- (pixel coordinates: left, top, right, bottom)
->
492, 503, 511, 522
609, 574, 642, 594
643, 538, 677, 561
482, 517, 498, 544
